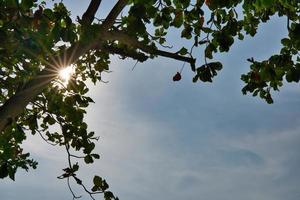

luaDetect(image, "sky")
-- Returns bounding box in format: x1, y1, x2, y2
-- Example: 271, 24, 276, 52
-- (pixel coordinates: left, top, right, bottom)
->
1, 1, 300, 200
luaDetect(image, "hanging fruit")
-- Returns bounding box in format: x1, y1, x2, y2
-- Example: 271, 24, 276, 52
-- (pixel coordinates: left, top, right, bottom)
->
173, 72, 182, 81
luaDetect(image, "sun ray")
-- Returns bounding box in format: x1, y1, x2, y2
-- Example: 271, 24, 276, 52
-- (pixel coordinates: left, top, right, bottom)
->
58, 65, 75, 87
18, 78, 57, 95
20, 37, 80, 92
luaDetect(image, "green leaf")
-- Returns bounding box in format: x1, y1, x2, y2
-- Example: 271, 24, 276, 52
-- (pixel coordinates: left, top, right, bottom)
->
281, 38, 290, 46
181, 25, 193, 39
104, 191, 115, 200
286, 70, 293, 82
91, 185, 99, 192
8, 167, 15, 181
0, 163, 8, 179
91, 154, 100, 159
93, 175, 102, 187
101, 179, 109, 191
178, 47, 188, 55
207, 62, 222, 71
43, 9, 55, 20
265, 93, 274, 104
261, 0, 274, 7
21, 0, 34, 9
72, 163, 79, 172
205, 43, 216, 59
201, 27, 212, 33
84, 155, 93, 164
173, 10, 183, 28
238, 33, 244, 40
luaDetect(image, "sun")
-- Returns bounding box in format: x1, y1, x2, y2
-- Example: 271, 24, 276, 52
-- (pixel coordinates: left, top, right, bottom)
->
58, 65, 75, 86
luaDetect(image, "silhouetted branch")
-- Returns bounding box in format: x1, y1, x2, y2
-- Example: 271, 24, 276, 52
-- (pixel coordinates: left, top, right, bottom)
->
81, 0, 102, 25
101, 31, 196, 66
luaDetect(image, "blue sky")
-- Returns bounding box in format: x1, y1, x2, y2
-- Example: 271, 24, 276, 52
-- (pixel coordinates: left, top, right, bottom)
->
1, 1, 300, 200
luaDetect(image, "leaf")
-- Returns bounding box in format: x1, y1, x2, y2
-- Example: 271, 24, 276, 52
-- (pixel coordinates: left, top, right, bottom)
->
84, 155, 93, 164
21, 0, 34, 10
44, 115, 56, 125
0, 163, 8, 179
91, 154, 100, 159
286, 70, 293, 82
207, 62, 222, 71
101, 179, 109, 191
192, 75, 199, 82
178, 47, 188, 55
91, 185, 99, 192
181, 25, 193, 39
281, 38, 290, 46
72, 163, 79, 172
43, 9, 55, 20
104, 191, 115, 200
93, 175, 102, 187
261, 0, 274, 7
238, 33, 244, 40
27, 114, 38, 134
265, 93, 274, 104
201, 27, 212, 33
205, 43, 216, 59
173, 10, 183, 28
8, 167, 15, 181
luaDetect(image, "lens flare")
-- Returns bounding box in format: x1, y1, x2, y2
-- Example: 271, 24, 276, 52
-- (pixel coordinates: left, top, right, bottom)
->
58, 65, 74, 86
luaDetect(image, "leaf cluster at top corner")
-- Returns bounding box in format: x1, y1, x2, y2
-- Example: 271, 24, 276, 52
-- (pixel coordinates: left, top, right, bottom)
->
122, 0, 206, 41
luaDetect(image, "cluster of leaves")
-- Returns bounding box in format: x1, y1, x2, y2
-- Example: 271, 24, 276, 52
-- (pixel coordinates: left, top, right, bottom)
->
0, 122, 37, 180
139, 0, 299, 105
0, 0, 77, 104
241, 0, 300, 103
0, 0, 113, 199
0, 0, 51, 180
109, 0, 299, 90
193, 61, 222, 82
92, 175, 118, 200
0, 0, 299, 199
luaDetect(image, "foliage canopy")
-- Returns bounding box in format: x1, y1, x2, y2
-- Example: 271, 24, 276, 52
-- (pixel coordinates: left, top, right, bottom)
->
0, 0, 299, 199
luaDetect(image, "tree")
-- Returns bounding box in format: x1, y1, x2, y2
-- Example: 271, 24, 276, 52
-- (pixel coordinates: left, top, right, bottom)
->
0, 0, 299, 199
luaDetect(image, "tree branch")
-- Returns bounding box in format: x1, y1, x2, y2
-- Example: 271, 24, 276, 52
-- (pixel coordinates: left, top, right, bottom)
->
81, 0, 102, 25
96, 43, 148, 62
101, 31, 196, 65
100, 0, 128, 31
0, 1, 128, 133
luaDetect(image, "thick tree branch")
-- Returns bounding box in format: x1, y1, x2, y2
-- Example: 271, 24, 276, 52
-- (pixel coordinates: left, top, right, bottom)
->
81, 0, 102, 25
0, 0, 192, 132
0, 0, 128, 132
99, 0, 128, 31
96, 43, 148, 62
101, 31, 196, 65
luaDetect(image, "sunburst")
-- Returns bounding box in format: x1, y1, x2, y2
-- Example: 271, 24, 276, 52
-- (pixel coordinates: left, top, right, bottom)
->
58, 65, 75, 86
